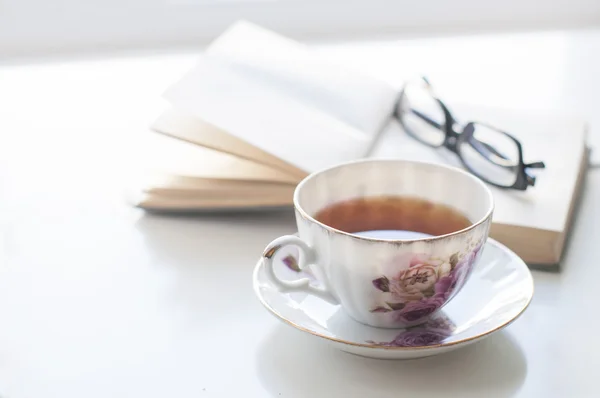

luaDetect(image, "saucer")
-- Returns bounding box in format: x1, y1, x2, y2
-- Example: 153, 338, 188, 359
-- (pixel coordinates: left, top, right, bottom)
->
253, 238, 533, 360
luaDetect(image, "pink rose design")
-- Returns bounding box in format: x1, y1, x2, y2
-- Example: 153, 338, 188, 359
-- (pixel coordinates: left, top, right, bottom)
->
389, 265, 438, 301
396, 295, 445, 323
366, 315, 456, 347
387, 329, 450, 347
434, 274, 455, 300
381, 253, 451, 302
408, 253, 431, 268
434, 250, 479, 302
369, 246, 481, 316
453, 251, 477, 286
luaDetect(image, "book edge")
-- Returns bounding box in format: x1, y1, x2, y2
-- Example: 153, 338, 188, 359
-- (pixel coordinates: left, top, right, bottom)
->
490, 139, 589, 266
552, 142, 591, 265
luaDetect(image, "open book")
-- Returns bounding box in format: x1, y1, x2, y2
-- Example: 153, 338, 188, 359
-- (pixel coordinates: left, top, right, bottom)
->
131, 21, 589, 266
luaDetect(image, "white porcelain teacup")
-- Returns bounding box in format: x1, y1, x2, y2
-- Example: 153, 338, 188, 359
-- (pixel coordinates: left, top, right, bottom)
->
261, 159, 494, 328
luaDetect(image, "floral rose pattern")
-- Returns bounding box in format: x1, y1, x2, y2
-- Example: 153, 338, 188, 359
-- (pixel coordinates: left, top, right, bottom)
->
281, 253, 316, 282
367, 316, 456, 347
282, 255, 301, 272
370, 241, 483, 324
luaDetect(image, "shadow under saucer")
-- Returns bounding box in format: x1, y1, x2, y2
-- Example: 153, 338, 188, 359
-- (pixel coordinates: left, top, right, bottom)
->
255, 323, 527, 398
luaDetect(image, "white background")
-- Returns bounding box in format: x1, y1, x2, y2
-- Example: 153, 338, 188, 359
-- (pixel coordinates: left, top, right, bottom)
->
2, 0, 600, 58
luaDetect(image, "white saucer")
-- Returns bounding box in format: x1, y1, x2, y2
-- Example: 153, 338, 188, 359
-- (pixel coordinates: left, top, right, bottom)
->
253, 238, 533, 360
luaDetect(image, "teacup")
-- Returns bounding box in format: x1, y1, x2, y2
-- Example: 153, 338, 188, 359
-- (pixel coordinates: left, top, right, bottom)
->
261, 159, 494, 328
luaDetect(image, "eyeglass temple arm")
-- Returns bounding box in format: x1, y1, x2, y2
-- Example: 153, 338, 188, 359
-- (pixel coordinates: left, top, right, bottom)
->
411, 109, 443, 130
525, 161, 545, 169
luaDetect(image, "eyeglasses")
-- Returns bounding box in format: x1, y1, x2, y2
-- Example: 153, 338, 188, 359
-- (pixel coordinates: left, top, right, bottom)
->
393, 77, 545, 190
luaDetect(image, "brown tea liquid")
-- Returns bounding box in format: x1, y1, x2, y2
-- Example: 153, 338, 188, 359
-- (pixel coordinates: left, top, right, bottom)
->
314, 196, 472, 239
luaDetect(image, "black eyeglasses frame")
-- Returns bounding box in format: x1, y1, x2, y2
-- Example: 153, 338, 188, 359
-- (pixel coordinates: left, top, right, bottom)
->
393, 77, 545, 191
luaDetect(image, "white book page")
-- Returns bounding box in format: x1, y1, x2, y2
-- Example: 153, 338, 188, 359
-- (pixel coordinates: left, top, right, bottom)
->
163, 54, 373, 173
370, 104, 587, 233
205, 20, 399, 136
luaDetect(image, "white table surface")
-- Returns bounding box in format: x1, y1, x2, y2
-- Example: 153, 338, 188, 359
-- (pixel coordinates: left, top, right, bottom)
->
1, 27, 599, 397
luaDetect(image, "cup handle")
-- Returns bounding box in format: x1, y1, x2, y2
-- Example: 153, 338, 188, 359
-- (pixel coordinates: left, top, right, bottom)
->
262, 235, 339, 305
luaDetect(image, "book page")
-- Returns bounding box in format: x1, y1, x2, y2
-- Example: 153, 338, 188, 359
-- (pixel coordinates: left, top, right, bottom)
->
206, 20, 399, 136
163, 54, 373, 174
151, 107, 306, 179
138, 131, 301, 184
370, 104, 587, 233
